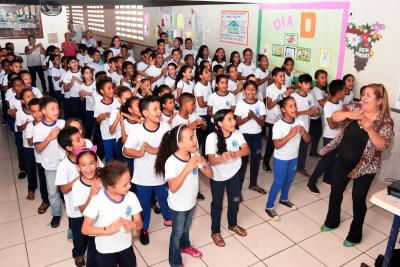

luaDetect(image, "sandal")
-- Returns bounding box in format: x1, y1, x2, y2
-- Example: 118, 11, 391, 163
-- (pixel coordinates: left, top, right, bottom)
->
249, 185, 267, 195
211, 233, 225, 247
228, 225, 247, 237
38, 202, 49, 214
26, 191, 35, 200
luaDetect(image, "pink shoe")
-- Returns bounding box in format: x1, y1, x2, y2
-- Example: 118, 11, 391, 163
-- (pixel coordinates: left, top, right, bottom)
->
180, 246, 203, 258
164, 220, 172, 226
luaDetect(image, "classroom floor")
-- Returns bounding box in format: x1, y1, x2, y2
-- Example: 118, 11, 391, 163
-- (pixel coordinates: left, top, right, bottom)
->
0, 125, 397, 267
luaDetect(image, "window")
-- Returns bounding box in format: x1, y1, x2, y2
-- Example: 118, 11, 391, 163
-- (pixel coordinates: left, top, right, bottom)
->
115, 5, 144, 41
87, 5, 105, 33
71, 5, 84, 25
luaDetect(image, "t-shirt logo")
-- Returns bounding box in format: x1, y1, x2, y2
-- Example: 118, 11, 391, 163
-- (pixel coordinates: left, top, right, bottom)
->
308, 100, 312, 107
125, 206, 132, 217
232, 140, 238, 148
192, 168, 198, 175
226, 100, 230, 106
255, 107, 260, 117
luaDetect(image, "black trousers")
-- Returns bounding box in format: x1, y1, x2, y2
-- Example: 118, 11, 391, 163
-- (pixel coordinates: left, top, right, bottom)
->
97, 246, 136, 267
262, 123, 274, 168
324, 160, 375, 243
309, 118, 322, 156
28, 66, 47, 92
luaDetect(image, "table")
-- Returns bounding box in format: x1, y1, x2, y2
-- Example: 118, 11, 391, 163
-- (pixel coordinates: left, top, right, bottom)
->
370, 189, 400, 267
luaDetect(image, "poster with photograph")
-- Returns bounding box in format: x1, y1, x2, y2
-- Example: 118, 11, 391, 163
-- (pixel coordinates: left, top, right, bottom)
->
284, 33, 298, 46
319, 48, 331, 68
220, 10, 249, 45
296, 47, 311, 62
285, 46, 296, 59
0, 5, 43, 39
272, 44, 284, 57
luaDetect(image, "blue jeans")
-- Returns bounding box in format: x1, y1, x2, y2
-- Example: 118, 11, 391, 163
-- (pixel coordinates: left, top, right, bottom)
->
44, 169, 61, 216
239, 133, 262, 189
266, 158, 298, 209
115, 138, 134, 176
169, 207, 195, 267
308, 137, 336, 185
69, 217, 97, 266
103, 139, 116, 162
135, 184, 171, 230
97, 246, 136, 267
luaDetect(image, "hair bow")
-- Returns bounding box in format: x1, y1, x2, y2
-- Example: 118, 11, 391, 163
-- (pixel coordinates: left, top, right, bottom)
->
74, 145, 98, 156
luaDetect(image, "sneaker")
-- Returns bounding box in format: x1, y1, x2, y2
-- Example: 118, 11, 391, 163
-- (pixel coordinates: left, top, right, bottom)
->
164, 220, 172, 226
297, 169, 310, 177
140, 229, 150, 245
307, 183, 320, 195
265, 208, 280, 221
18, 170, 26, 179
262, 163, 272, 173
50, 216, 61, 228
67, 228, 73, 242
279, 200, 297, 210
152, 203, 161, 214
196, 192, 205, 201
74, 256, 85, 267
180, 246, 203, 258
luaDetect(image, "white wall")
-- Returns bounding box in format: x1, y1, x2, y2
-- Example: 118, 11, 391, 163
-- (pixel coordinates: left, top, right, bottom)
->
0, 7, 68, 55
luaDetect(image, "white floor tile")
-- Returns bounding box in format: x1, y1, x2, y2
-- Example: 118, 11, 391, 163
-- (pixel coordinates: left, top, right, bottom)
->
221, 204, 264, 231
298, 199, 351, 225
47, 258, 75, 267
189, 214, 231, 247
134, 227, 170, 266
0, 184, 17, 204
0, 220, 25, 249
263, 245, 325, 267
0, 200, 20, 224
0, 170, 15, 186
22, 213, 69, 241
341, 253, 375, 267
0, 244, 29, 267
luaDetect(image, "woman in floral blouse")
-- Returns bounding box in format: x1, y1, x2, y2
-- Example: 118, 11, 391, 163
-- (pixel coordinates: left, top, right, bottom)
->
320, 84, 394, 247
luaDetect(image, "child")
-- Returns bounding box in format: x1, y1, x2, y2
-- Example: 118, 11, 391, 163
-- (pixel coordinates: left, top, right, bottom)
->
120, 61, 135, 89
291, 74, 319, 177
109, 35, 122, 56
63, 56, 83, 120
342, 74, 355, 105
111, 56, 124, 86
25, 98, 50, 213
237, 48, 256, 80
71, 148, 100, 267
65, 118, 94, 150
79, 66, 97, 139
195, 45, 211, 66
55, 126, 89, 266
161, 93, 176, 125
153, 84, 171, 97
184, 54, 196, 74
77, 44, 88, 67
282, 57, 295, 89
307, 80, 347, 194
265, 97, 311, 220
156, 38, 168, 58
235, 81, 267, 197
168, 48, 184, 70
50, 54, 65, 103
255, 55, 272, 101
15, 89, 35, 198
2, 59, 22, 91
309, 69, 328, 157
136, 77, 152, 99
103, 51, 114, 75
146, 52, 166, 91
206, 109, 249, 247
211, 48, 226, 70
120, 44, 135, 64
33, 96, 65, 228
155, 125, 213, 266
229, 51, 241, 67
176, 65, 194, 98
19, 70, 43, 98
171, 93, 207, 131
164, 62, 177, 91
211, 65, 224, 91
227, 64, 244, 101
82, 161, 142, 267
182, 38, 197, 59
87, 49, 104, 76
122, 96, 172, 245
94, 77, 120, 162
136, 48, 152, 73
263, 67, 293, 172
207, 74, 236, 122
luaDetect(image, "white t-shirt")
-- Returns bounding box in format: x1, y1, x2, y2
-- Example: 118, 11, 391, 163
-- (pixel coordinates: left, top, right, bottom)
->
272, 118, 304, 160
182, 48, 198, 59
145, 65, 164, 91
51, 67, 65, 92
165, 154, 199, 211
237, 62, 256, 78
109, 47, 121, 56
93, 98, 121, 140
205, 130, 246, 181
207, 92, 236, 120
77, 53, 85, 67
255, 68, 269, 99
87, 62, 104, 76
123, 122, 170, 186
111, 72, 123, 86
109, 108, 122, 140
211, 61, 226, 70
310, 87, 326, 120
55, 157, 81, 218
164, 75, 175, 90
285, 73, 293, 88
196, 57, 211, 66
2, 73, 9, 87
342, 91, 354, 106
177, 80, 194, 94
63, 70, 82, 98
83, 190, 142, 254
72, 178, 92, 209
323, 100, 343, 139
5, 88, 15, 102
33, 119, 65, 170
161, 112, 174, 124
125, 56, 136, 64
123, 119, 139, 137
171, 112, 199, 129
9, 96, 22, 113
31, 86, 43, 98
136, 61, 149, 73
265, 83, 287, 124
194, 81, 212, 116
15, 110, 33, 147
25, 121, 41, 162
292, 92, 316, 132
234, 99, 266, 134
80, 81, 96, 111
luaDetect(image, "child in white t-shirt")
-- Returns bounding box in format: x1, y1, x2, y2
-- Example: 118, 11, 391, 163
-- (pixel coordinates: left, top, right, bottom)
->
195, 45, 211, 66
342, 74, 355, 105
227, 64, 244, 101
120, 61, 135, 90
111, 57, 124, 86
62, 56, 83, 120
282, 57, 295, 89
176, 65, 194, 99
182, 38, 197, 59
155, 124, 213, 266
160, 93, 176, 125
122, 96, 172, 245
263, 67, 293, 172
78, 66, 97, 139
19, 71, 43, 98
205, 109, 249, 247
164, 62, 177, 91
207, 75, 236, 122
146, 53, 166, 91
33, 96, 65, 228
82, 161, 142, 267
255, 55, 272, 101
265, 97, 311, 220
87, 49, 104, 76
234, 81, 267, 196
237, 48, 256, 80
211, 48, 226, 70
50, 54, 65, 103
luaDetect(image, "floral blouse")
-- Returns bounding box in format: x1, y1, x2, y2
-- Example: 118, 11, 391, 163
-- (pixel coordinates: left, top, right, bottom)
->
320, 102, 394, 178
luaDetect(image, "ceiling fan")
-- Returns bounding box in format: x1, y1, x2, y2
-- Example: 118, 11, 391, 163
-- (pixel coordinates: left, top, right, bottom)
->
40, 1, 62, 16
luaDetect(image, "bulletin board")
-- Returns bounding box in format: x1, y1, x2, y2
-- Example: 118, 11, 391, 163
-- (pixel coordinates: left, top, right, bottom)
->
257, 2, 350, 79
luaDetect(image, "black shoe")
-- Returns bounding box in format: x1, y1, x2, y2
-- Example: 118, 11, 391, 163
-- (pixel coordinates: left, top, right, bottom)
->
279, 200, 297, 210
140, 229, 149, 245
309, 153, 322, 158
307, 183, 320, 195
50, 216, 61, 228
262, 163, 272, 173
152, 203, 161, 214
322, 179, 331, 185
265, 208, 280, 221
74, 256, 85, 267
18, 170, 26, 179
197, 192, 205, 201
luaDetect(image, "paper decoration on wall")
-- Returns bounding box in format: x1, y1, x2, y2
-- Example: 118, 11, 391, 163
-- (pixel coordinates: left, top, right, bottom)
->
257, 2, 350, 79
176, 14, 185, 29
47, 33, 58, 44
220, 10, 249, 45
260, 43, 270, 55
346, 21, 385, 71
192, 9, 205, 49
